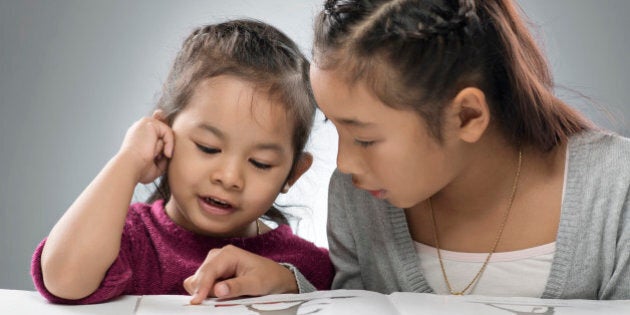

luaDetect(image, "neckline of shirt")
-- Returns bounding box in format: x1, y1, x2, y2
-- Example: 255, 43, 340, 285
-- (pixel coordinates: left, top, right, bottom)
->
414, 241, 556, 263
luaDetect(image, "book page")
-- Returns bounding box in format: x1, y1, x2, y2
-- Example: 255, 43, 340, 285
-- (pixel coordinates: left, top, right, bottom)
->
136, 290, 399, 315
388, 292, 630, 315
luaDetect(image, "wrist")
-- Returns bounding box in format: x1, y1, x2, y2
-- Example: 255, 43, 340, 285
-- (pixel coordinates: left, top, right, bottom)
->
109, 152, 146, 184
278, 263, 299, 293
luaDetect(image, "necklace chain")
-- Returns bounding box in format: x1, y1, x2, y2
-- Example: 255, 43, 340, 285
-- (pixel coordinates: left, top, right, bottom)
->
428, 149, 522, 295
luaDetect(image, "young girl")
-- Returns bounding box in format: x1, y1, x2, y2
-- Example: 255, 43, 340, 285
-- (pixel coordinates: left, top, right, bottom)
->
31, 19, 333, 305
184, 0, 629, 301
311, 0, 629, 299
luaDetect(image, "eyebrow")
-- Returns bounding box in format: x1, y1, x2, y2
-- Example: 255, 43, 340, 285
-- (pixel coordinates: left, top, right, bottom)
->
196, 123, 286, 154
337, 118, 375, 128
197, 123, 225, 139
254, 143, 286, 154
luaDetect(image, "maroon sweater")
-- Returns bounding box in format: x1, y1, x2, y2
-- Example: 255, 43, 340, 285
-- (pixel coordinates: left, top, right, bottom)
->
31, 200, 333, 304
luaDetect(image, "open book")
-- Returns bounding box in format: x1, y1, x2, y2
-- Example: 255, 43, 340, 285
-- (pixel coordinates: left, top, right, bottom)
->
136, 289, 630, 315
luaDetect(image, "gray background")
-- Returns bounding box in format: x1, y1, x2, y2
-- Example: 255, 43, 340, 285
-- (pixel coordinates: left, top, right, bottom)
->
1, 0, 628, 291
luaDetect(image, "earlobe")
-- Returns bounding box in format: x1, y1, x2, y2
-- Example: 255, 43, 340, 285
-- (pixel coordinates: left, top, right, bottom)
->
451, 87, 490, 143
281, 153, 313, 194
281, 183, 290, 194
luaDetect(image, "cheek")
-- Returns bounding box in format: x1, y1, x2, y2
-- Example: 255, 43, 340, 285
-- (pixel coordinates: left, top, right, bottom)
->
369, 143, 412, 178
247, 163, 292, 194
249, 190, 278, 206
167, 146, 203, 186
243, 177, 284, 210
369, 139, 435, 195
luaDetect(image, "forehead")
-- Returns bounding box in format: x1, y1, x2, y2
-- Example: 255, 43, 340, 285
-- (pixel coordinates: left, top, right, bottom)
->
310, 66, 402, 126
310, 67, 424, 135
176, 76, 294, 145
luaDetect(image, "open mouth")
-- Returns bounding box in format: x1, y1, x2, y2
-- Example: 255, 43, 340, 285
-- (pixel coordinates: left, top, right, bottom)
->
202, 197, 233, 209
198, 195, 237, 216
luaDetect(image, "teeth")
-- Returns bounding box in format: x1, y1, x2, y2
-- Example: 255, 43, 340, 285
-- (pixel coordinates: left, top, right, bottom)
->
204, 197, 230, 208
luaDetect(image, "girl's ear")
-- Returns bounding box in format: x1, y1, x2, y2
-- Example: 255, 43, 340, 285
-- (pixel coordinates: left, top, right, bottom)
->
449, 87, 490, 144
281, 153, 313, 194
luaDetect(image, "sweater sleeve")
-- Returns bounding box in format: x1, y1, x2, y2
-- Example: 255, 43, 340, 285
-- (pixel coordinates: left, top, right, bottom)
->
280, 263, 316, 293
257, 224, 334, 292
31, 208, 148, 305
547, 131, 630, 300
594, 138, 630, 299
327, 170, 365, 290
30, 237, 134, 304
603, 189, 630, 299
273, 234, 334, 292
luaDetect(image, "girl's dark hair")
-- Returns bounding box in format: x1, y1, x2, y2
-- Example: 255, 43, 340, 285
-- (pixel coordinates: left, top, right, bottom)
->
314, 0, 592, 151
147, 19, 316, 225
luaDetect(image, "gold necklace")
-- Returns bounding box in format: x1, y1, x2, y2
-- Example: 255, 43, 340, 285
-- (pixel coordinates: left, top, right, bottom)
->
428, 149, 522, 295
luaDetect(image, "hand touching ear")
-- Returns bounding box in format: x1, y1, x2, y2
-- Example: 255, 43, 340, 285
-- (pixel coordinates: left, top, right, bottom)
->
183, 245, 298, 304
39, 110, 175, 300
118, 110, 174, 184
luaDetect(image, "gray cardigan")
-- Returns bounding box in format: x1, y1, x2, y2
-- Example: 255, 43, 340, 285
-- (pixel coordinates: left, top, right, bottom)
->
327, 130, 630, 299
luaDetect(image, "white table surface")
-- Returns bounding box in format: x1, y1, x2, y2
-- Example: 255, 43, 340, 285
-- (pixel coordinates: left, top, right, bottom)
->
0, 289, 139, 314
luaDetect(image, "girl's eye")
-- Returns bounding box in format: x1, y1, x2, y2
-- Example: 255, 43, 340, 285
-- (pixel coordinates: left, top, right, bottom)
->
250, 159, 272, 170
196, 143, 220, 154
354, 139, 376, 148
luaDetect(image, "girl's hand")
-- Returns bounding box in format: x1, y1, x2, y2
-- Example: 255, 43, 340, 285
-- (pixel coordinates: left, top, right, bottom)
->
183, 245, 299, 304
118, 110, 174, 184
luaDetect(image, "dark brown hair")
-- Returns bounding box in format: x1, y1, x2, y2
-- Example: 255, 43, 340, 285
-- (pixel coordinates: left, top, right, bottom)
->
147, 19, 316, 224
314, 0, 591, 151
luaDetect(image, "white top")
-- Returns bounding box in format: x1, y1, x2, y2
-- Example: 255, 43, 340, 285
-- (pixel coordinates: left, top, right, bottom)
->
415, 241, 555, 297
415, 149, 566, 298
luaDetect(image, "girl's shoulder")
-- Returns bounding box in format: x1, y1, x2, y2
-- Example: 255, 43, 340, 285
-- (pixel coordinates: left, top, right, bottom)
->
244, 224, 330, 262
126, 200, 168, 228
123, 200, 186, 245
568, 129, 630, 171
258, 224, 322, 248
564, 130, 630, 212
570, 129, 630, 152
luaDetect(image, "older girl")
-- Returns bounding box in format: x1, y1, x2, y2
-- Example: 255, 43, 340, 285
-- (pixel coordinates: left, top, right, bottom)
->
312, 0, 629, 299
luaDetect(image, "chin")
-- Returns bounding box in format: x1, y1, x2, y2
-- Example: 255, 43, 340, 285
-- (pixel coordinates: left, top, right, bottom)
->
383, 197, 403, 208
386, 197, 418, 209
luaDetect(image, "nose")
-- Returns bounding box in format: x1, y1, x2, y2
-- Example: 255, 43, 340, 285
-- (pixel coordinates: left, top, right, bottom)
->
336, 138, 363, 176
210, 158, 244, 191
